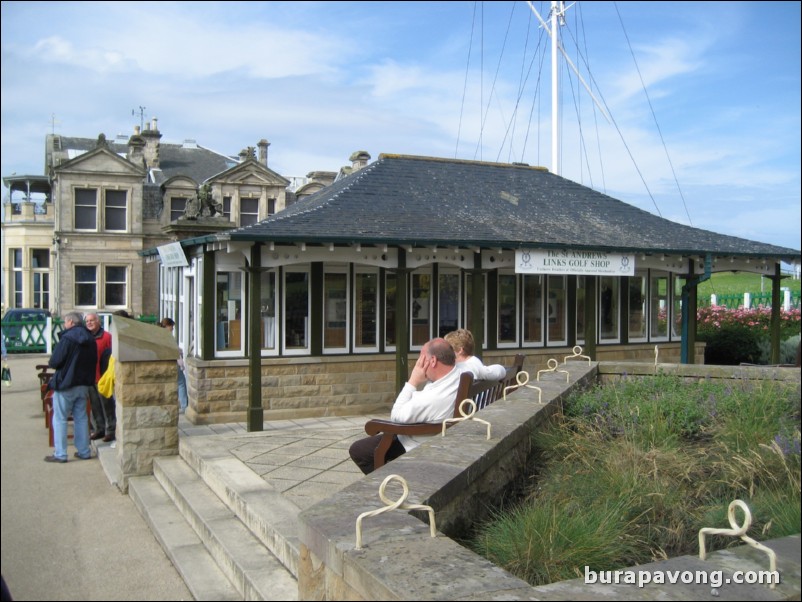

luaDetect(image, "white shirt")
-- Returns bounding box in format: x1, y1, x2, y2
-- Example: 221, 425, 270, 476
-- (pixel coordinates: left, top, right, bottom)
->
455, 356, 507, 381
390, 366, 461, 451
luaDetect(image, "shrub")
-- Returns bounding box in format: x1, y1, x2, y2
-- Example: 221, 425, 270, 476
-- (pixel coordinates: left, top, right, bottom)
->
696, 305, 801, 365
699, 325, 762, 365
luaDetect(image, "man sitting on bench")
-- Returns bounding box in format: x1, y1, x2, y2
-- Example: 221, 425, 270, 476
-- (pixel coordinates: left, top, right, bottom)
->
349, 338, 461, 475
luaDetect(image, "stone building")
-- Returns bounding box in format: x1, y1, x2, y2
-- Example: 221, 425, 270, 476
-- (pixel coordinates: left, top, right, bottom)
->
2, 119, 291, 317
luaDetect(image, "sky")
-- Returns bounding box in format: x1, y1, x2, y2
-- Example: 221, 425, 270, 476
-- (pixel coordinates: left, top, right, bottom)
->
2, 1, 800, 252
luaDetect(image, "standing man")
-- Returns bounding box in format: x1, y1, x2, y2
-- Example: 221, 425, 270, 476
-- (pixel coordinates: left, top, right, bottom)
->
45, 311, 97, 463
349, 338, 461, 474
85, 313, 115, 442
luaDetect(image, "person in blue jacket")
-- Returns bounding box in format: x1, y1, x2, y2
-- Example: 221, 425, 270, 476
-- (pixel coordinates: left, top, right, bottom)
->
44, 311, 98, 463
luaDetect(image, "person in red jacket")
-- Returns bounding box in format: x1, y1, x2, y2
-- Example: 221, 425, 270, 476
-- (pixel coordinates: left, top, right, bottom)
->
85, 313, 115, 442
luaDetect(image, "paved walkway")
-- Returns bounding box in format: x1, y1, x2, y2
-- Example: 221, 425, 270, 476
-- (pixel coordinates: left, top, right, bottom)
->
177, 415, 373, 510
1, 354, 384, 600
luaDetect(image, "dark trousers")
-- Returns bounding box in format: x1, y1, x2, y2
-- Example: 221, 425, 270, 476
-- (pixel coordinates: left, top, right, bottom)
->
349, 434, 406, 475
88, 385, 116, 436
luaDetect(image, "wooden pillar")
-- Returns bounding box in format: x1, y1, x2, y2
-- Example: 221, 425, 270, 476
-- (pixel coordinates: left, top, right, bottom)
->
769, 263, 782, 365
246, 243, 264, 431
394, 251, 410, 391
200, 248, 216, 361
583, 276, 597, 359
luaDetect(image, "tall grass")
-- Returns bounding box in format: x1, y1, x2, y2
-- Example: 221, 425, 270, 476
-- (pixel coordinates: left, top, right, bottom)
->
468, 374, 801, 586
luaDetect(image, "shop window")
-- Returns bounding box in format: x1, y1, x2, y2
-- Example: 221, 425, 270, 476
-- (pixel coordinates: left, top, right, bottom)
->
599, 276, 620, 342
216, 271, 242, 351
324, 271, 348, 352
650, 271, 669, 340
524, 274, 544, 345
355, 271, 379, 351
463, 272, 487, 346
438, 271, 460, 337
672, 275, 684, 339
411, 271, 431, 348
628, 273, 648, 341
547, 275, 567, 345
260, 271, 277, 352
498, 272, 518, 346
384, 272, 396, 349
284, 270, 309, 353
575, 276, 585, 345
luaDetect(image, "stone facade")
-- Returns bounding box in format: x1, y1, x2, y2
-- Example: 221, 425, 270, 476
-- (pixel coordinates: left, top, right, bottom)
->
2, 124, 292, 318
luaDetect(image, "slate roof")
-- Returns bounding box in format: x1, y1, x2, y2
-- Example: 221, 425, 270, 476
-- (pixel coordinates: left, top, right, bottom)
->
55, 136, 238, 186
229, 154, 800, 261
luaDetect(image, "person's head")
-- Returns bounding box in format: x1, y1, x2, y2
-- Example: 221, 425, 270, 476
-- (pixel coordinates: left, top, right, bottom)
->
113, 310, 132, 318
444, 329, 474, 357
84, 312, 101, 333
420, 337, 456, 381
160, 317, 175, 331
63, 311, 84, 330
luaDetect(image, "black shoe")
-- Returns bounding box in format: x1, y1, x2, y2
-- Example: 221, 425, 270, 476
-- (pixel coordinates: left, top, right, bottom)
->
44, 455, 67, 463
102, 433, 116, 442
73, 452, 92, 460
90, 431, 104, 441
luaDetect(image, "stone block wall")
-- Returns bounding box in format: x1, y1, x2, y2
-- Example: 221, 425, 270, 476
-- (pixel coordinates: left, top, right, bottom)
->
186, 355, 397, 424
111, 316, 181, 492
183, 343, 702, 424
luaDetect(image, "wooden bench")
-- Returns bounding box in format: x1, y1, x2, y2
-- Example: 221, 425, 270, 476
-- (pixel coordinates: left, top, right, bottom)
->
364, 354, 525, 470
36, 364, 54, 416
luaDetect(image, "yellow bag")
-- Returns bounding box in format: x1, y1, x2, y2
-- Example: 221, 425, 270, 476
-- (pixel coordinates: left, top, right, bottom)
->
97, 356, 115, 398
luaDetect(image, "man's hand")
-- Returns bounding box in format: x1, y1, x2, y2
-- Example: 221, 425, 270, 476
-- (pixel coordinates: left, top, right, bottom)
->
407, 349, 429, 388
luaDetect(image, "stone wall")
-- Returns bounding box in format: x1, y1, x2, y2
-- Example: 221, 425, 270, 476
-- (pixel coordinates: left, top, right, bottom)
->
183, 342, 704, 424
111, 316, 181, 492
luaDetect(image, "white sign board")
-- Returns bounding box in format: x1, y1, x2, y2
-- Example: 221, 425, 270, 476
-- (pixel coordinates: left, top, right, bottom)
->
516, 249, 635, 276
157, 242, 189, 267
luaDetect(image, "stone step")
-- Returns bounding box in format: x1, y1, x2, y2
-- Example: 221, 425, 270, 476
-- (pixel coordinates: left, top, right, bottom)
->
178, 434, 303, 577
128, 475, 240, 601
153, 456, 298, 601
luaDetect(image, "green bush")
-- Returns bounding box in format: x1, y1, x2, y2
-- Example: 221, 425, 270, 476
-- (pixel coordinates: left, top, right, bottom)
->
699, 325, 762, 365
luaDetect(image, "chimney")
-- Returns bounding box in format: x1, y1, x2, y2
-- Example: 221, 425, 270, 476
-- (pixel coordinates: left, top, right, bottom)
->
258, 139, 270, 167
141, 117, 162, 169
128, 126, 146, 167
349, 150, 371, 171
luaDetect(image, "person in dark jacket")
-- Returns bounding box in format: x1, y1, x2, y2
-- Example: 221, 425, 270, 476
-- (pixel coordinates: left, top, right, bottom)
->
44, 311, 98, 463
